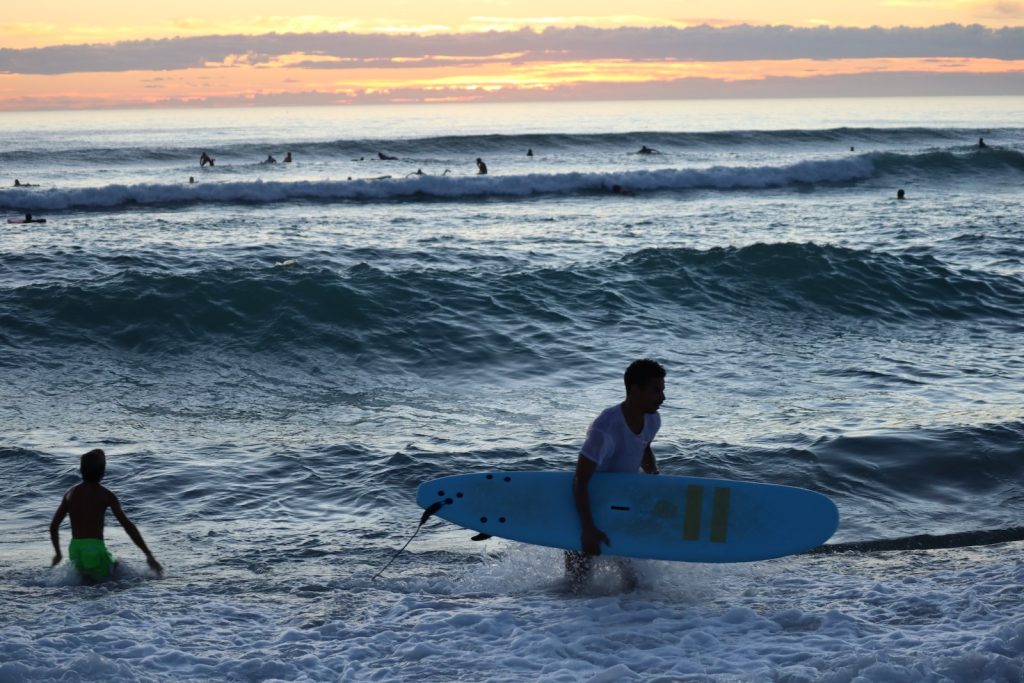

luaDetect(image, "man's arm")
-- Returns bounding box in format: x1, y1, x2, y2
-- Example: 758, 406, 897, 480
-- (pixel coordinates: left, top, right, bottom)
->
641, 444, 659, 475
109, 492, 163, 575
573, 454, 610, 555
49, 494, 69, 566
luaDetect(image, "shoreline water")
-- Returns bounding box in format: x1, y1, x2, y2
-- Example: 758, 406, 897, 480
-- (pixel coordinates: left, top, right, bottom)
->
2, 98, 1022, 681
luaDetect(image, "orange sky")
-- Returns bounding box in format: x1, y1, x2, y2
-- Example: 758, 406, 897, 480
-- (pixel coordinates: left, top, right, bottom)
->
3, 57, 1022, 111
2, 2, 1023, 109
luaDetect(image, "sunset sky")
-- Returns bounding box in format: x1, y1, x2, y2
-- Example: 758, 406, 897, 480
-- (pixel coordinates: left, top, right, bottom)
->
2, 1, 1023, 110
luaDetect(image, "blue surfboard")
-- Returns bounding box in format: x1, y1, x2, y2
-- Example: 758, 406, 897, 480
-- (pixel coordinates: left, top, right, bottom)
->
416, 472, 838, 562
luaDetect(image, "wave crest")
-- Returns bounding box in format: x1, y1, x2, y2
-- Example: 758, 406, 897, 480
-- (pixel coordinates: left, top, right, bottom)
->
0, 158, 876, 211
2, 244, 1020, 360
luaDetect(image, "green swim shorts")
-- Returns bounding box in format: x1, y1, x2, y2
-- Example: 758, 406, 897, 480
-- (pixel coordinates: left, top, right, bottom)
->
68, 538, 115, 580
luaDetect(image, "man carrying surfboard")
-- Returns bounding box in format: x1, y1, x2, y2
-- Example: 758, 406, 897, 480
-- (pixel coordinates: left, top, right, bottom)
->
567, 359, 665, 588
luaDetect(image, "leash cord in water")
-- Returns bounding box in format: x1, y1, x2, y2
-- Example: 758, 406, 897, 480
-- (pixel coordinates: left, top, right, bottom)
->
371, 501, 444, 581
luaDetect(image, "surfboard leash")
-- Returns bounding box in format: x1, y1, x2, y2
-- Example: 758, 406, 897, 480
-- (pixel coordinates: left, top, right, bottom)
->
371, 501, 445, 581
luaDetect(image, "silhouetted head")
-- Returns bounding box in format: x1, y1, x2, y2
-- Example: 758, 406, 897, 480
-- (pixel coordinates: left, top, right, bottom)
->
897, 189, 905, 200
80, 449, 106, 483
624, 359, 666, 413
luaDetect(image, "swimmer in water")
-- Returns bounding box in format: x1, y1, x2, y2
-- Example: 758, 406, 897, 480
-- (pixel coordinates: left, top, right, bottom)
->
263, 154, 277, 164
189, 176, 195, 184
978, 137, 988, 148
49, 449, 162, 582
897, 189, 906, 200
527, 148, 534, 157
284, 152, 293, 163
636, 145, 659, 155
378, 152, 398, 161
476, 158, 488, 175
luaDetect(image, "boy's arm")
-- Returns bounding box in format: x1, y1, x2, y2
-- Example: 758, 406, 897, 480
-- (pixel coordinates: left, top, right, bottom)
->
49, 494, 69, 566
108, 492, 163, 575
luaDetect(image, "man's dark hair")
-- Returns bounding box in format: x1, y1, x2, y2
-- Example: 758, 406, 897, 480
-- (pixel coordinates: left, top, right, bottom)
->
624, 359, 666, 391
80, 449, 106, 483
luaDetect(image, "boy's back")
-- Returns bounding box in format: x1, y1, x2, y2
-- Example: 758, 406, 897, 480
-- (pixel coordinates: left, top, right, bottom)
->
63, 482, 114, 539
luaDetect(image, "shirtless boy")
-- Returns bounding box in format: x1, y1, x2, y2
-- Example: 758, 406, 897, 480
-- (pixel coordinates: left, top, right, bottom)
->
50, 449, 162, 580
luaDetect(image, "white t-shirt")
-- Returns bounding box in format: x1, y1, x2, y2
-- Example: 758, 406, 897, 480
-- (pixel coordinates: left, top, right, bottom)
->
580, 404, 661, 473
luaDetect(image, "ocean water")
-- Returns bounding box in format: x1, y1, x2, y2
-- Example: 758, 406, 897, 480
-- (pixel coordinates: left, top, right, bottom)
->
1, 97, 1023, 682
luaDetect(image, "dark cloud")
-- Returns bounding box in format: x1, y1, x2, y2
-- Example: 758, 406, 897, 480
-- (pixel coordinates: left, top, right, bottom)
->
2, 24, 1024, 75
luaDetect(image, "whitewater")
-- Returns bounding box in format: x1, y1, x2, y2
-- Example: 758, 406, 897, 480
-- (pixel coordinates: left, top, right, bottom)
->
1, 97, 1023, 682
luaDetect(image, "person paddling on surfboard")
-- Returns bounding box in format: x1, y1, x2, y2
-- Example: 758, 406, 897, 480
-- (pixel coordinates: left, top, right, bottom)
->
568, 358, 665, 590
13, 212, 47, 224
49, 449, 162, 582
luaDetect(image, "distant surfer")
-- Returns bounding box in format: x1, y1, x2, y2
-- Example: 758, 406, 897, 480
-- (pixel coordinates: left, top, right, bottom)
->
476, 158, 488, 175
189, 176, 195, 184
378, 152, 398, 161
263, 154, 277, 164
567, 359, 665, 591
978, 137, 988, 148
527, 148, 534, 157
199, 151, 215, 167
13, 179, 38, 187
897, 189, 906, 200
406, 169, 426, 177
284, 152, 293, 163
49, 449, 162, 582
16, 212, 46, 223
636, 145, 659, 155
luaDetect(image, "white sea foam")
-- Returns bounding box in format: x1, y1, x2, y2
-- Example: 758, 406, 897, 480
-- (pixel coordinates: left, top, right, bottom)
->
3, 543, 1022, 682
